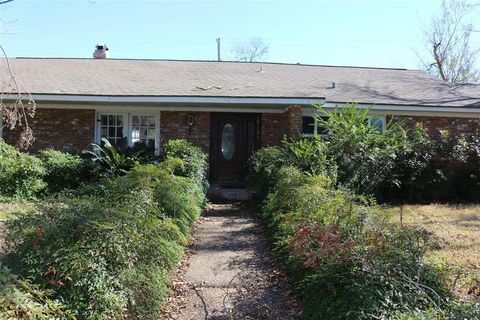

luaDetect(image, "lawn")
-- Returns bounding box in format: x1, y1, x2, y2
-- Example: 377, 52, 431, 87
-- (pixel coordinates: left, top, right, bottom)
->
389, 204, 480, 299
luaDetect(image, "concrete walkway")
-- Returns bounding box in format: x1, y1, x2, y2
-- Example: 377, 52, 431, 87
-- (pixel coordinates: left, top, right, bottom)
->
163, 204, 299, 320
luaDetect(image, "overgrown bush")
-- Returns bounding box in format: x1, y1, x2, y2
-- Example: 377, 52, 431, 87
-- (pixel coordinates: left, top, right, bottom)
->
249, 137, 336, 201
0, 267, 75, 319
86, 138, 140, 177
3, 159, 206, 319
316, 105, 424, 200
249, 104, 480, 203
257, 166, 480, 319
164, 139, 209, 196
0, 139, 46, 199
39, 149, 89, 193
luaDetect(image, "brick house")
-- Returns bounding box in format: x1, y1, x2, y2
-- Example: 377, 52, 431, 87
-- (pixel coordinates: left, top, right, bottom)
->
1, 58, 480, 186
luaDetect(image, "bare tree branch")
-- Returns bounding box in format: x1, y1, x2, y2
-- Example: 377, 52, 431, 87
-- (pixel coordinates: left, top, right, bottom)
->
419, 0, 480, 83
232, 38, 269, 62
0, 44, 36, 148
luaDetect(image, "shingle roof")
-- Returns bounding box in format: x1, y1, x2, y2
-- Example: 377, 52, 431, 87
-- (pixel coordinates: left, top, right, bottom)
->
1, 57, 479, 107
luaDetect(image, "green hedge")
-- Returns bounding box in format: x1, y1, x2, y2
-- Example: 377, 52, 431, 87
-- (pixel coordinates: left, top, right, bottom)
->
0, 139, 46, 199
164, 139, 209, 195
0, 267, 75, 319
39, 149, 90, 193
252, 165, 480, 319
0, 141, 92, 199
3, 160, 205, 319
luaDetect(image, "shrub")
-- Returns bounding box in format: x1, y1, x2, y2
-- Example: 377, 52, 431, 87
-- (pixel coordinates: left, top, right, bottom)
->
39, 149, 89, 193
0, 267, 74, 319
249, 146, 286, 200
163, 139, 209, 196
258, 166, 479, 319
0, 139, 46, 199
249, 137, 335, 201
317, 104, 414, 198
4, 163, 205, 319
164, 139, 207, 179
85, 138, 139, 177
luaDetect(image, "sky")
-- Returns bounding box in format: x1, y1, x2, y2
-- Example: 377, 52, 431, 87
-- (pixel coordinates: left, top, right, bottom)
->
0, 0, 479, 69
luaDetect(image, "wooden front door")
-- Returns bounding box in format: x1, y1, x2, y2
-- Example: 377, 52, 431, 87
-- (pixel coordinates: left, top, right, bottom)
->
210, 113, 260, 185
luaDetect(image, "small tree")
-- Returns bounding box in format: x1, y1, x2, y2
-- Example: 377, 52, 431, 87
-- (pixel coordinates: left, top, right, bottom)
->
419, 0, 480, 83
232, 37, 269, 62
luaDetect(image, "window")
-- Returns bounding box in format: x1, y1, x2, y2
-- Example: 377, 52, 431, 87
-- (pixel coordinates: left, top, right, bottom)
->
100, 114, 126, 149
368, 115, 386, 132
301, 113, 386, 136
302, 116, 315, 135
97, 112, 159, 153
302, 115, 329, 137
131, 115, 156, 149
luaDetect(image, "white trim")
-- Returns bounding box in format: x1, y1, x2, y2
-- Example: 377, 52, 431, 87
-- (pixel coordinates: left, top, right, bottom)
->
33, 103, 289, 114
2, 94, 324, 106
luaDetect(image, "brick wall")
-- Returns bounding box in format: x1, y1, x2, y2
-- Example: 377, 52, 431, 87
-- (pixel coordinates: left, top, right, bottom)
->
390, 115, 480, 138
160, 111, 210, 152
260, 105, 302, 147
3, 108, 95, 153
287, 105, 302, 139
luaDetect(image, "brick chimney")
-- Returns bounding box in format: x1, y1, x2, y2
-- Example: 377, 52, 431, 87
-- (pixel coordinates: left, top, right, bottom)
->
93, 42, 109, 59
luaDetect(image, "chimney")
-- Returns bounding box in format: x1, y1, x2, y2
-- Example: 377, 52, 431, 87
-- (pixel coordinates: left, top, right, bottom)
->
93, 42, 109, 59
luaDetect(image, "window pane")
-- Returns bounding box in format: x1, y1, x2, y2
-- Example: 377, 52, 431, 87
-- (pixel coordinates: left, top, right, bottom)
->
140, 128, 147, 139
317, 116, 329, 135
148, 128, 156, 138
117, 127, 124, 138
140, 116, 148, 126
132, 116, 139, 126
108, 115, 115, 126
302, 116, 315, 134
117, 115, 124, 126
370, 116, 385, 132
101, 115, 108, 126
108, 127, 116, 137
147, 116, 155, 126
101, 127, 107, 137
221, 123, 235, 160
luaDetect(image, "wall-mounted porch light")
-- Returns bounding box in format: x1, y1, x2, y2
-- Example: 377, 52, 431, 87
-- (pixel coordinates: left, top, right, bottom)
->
187, 113, 195, 136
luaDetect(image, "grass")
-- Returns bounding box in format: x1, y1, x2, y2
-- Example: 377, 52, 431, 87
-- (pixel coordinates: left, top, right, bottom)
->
0, 201, 34, 222
388, 204, 480, 299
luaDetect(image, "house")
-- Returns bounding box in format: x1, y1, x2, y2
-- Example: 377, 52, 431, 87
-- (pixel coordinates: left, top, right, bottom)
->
1, 57, 480, 186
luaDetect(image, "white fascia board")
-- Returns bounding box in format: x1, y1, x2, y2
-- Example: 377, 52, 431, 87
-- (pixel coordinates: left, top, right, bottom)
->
20, 94, 325, 106
35, 103, 289, 114
303, 102, 480, 118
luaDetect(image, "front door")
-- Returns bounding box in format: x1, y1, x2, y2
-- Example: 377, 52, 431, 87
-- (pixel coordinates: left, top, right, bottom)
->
210, 113, 260, 186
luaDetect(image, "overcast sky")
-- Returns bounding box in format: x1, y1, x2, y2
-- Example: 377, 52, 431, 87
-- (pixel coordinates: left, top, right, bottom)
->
0, 0, 479, 69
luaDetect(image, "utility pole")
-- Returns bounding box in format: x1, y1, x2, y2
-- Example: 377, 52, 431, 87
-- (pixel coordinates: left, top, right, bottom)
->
216, 37, 221, 62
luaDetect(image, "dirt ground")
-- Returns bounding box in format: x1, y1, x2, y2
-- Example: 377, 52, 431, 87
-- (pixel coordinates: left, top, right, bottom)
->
162, 204, 300, 320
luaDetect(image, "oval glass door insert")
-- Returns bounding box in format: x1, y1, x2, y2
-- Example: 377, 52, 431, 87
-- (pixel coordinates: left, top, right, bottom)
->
221, 123, 235, 160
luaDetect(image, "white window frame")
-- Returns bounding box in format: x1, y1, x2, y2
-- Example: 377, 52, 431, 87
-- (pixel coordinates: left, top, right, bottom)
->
302, 109, 329, 137
95, 110, 160, 154
97, 112, 129, 147
301, 109, 386, 136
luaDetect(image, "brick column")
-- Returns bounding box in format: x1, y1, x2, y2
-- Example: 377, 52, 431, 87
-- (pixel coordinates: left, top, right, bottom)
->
260, 105, 303, 147
286, 105, 302, 139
